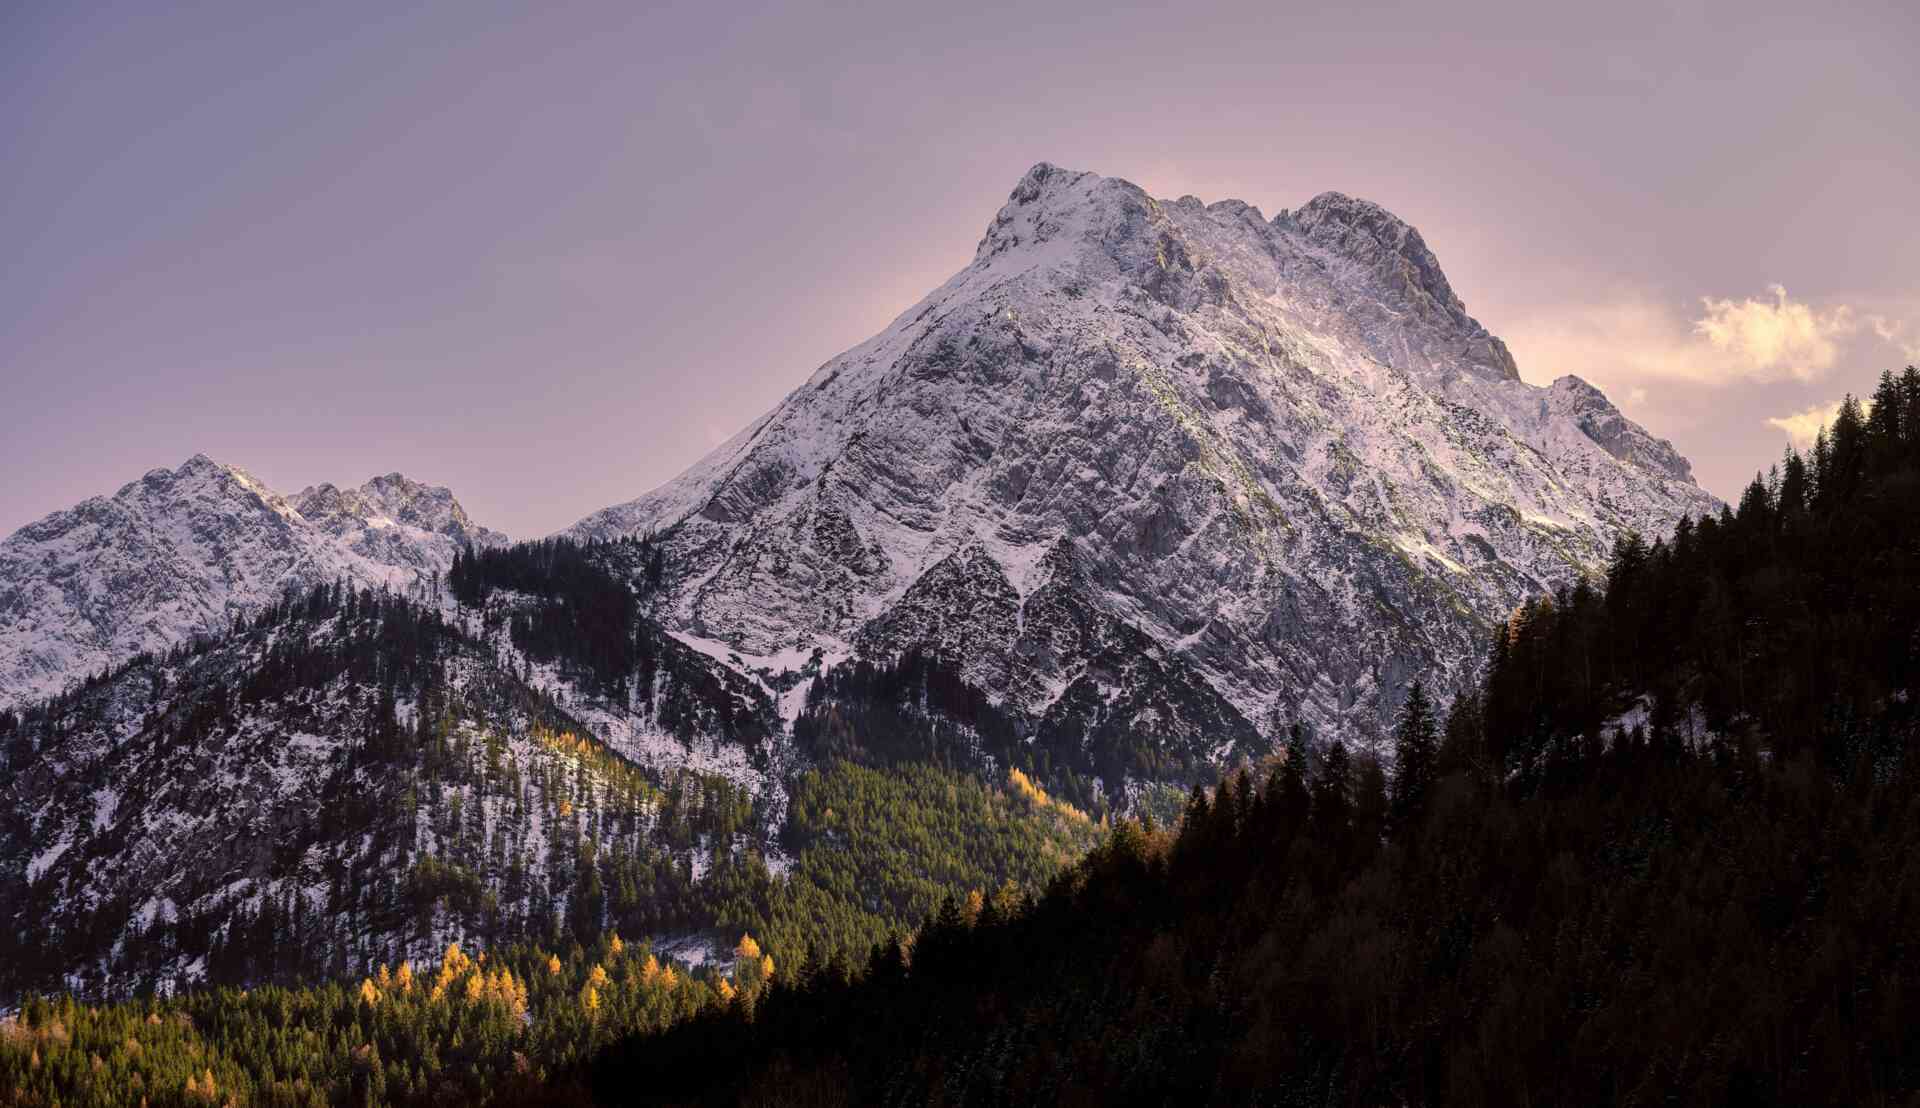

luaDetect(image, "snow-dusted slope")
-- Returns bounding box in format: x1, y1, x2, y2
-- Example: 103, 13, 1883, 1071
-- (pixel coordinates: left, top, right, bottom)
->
572, 163, 1719, 749
1, 593, 777, 1000
0, 456, 503, 709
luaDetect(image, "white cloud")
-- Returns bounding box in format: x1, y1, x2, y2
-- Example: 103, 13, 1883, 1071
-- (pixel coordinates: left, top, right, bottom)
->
1694, 285, 1854, 382
1503, 285, 1861, 392
1764, 401, 1845, 449
1764, 396, 1876, 449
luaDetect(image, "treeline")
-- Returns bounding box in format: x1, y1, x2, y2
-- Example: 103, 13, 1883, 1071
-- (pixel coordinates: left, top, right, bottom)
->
450, 538, 650, 698
795, 651, 1213, 818
449, 537, 774, 747
582, 370, 1920, 1105
0, 933, 769, 1107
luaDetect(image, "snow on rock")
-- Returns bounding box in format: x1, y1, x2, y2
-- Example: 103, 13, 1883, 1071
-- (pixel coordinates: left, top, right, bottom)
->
569, 163, 1721, 754
0, 456, 504, 709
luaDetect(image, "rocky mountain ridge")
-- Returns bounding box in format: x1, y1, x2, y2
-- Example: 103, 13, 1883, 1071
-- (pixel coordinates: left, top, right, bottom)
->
0, 167, 1714, 761
0, 456, 503, 709
570, 163, 1719, 752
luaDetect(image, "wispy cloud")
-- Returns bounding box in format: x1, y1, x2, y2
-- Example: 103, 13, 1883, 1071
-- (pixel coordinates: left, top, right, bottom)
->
1868, 314, 1920, 362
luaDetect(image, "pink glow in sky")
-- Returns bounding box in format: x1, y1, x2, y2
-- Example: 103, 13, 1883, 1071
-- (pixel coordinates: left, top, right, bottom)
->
4, 0, 1916, 537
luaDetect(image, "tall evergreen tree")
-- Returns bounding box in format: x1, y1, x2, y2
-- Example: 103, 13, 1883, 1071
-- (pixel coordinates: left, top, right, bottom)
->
1310, 739, 1351, 847
1390, 680, 1438, 836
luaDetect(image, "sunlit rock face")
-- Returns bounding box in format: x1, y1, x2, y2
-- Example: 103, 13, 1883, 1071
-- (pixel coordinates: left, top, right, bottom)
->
0, 456, 503, 709
572, 163, 1718, 756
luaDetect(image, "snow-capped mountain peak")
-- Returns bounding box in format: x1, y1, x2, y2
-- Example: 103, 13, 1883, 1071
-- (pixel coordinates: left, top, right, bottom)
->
295, 472, 496, 540
570, 162, 1719, 752
0, 456, 503, 708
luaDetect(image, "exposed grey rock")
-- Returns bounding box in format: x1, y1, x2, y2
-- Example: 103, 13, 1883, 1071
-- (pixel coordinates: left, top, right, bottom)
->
0, 457, 504, 709
572, 163, 1720, 757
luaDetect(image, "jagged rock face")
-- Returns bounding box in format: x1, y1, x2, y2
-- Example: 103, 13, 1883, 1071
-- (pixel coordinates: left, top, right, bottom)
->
573, 163, 1719, 751
293, 473, 506, 572
295, 473, 505, 552
0, 457, 504, 709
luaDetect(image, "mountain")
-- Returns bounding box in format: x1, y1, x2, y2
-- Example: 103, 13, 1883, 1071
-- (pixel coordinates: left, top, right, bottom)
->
583, 372, 1920, 1108
0, 456, 504, 710
294, 471, 506, 568
5, 166, 1901, 1106
571, 163, 1718, 768
0, 580, 781, 1001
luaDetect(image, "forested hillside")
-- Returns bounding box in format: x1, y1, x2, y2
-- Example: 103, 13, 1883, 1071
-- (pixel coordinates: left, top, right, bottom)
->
581, 370, 1920, 1105
0, 557, 1100, 1104
0, 933, 743, 1105
6, 367, 1912, 1106
0, 585, 764, 1002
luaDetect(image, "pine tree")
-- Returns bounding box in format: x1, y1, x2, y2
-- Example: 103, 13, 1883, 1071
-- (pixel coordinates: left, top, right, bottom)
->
1279, 722, 1310, 819
1439, 688, 1485, 776
1310, 739, 1352, 846
1390, 680, 1438, 836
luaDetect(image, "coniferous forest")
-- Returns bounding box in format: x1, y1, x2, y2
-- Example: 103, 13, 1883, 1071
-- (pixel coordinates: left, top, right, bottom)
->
4, 370, 1919, 1105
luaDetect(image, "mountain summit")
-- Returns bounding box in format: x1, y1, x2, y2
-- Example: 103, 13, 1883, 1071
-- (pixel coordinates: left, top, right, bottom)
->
572, 163, 1717, 752
0, 457, 501, 708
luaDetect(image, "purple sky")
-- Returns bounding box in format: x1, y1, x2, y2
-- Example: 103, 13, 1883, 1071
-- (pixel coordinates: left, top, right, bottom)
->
5, 0, 1917, 539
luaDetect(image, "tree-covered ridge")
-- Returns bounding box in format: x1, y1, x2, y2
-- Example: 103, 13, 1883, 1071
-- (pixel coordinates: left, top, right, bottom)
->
448, 535, 776, 750
795, 650, 1234, 819
1485, 367, 1920, 778
703, 759, 1104, 973
449, 537, 650, 700
592, 730, 1920, 1105
581, 369, 1920, 1106
0, 586, 764, 1004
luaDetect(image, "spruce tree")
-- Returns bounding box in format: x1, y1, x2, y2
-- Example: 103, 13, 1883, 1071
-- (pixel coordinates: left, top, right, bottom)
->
1279, 721, 1311, 824
1390, 680, 1438, 836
